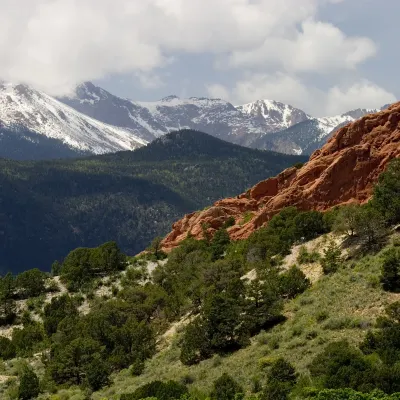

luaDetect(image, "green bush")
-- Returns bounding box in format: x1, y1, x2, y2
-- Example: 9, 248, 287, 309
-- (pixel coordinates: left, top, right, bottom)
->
60, 241, 126, 291
321, 241, 342, 274
373, 158, 400, 225
294, 211, 327, 241
12, 322, 45, 357
309, 341, 375, 392
43, 294, 78, 337
297, 246, 320, 264
0, 337, 16, 360
279, 266, 311, 299
120, 380, 188, 400
18, 366, 40, 400
380, 247, 400, 292
210, 373, 244, 400
16, 269, 47, 298
261, 358, 297, 400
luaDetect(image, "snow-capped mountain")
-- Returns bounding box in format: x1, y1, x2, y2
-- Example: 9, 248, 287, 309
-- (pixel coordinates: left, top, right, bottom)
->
1, 80, 392, 159
255, 108, 380, 155
61, 83, 384, 156
237, 99, 311, 132
0, 83, 147, 156
60, 83, 270, 147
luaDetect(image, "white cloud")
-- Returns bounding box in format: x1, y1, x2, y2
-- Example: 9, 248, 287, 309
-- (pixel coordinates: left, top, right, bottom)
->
326, 81, 397, 114
228, 19, 376, 73
208, 74, 396, 116
0, 0, 377, 96
206, 83, 231, 100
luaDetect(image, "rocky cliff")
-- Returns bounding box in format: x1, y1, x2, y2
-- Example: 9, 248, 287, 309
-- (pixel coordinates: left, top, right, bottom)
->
162, 103, 400, 250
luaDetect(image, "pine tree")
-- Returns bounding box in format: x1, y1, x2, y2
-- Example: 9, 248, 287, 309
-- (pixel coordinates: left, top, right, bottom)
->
18, 366, 40, 400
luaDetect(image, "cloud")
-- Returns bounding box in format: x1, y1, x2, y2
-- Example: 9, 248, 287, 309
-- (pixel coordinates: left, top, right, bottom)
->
228, 19, 376, 73
0, 0, 377, 96
207, 74, 396, 116
206, 83, 231, 100
326, 81, 397, 114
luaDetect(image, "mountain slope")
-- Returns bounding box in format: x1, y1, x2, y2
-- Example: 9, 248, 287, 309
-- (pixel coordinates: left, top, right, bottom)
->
0, 126, 89, 160
58, 82, 164, 142
162, 104, 400, 250
237, 99, 311, 132
253, 108, 380, 155
0, 130, 305, 273
0, 83, 147, 158
60, 83, 391, 156
60, 83, 271, 147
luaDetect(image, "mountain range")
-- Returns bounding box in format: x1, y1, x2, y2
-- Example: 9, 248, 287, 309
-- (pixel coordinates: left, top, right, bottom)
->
0, 81, 389, 159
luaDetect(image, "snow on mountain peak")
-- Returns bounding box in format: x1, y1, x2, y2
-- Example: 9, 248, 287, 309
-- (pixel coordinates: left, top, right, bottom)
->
0, 83, 147, 154
236, 99, 311, 132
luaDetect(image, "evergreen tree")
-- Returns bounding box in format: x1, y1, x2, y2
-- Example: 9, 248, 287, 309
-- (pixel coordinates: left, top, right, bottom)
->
210, 228, 231, 260
321, 241, 342, 274
373, 158, 400, 224
355, 206, 387, 248
18, 366, 40, 400
333, 204, 362, 237
0, 273, 16, 325
16, 268, 47, 298
381, 248, 400, 291
0, 337, 16, 360
210, 373, 244, 400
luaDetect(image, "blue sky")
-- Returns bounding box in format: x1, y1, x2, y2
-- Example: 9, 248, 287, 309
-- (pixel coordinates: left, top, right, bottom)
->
1, 0, 398, 116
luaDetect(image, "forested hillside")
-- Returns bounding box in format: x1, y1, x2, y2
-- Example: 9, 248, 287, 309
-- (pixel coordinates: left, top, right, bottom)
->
0, 129, 305, 273
0, 158, 399, 400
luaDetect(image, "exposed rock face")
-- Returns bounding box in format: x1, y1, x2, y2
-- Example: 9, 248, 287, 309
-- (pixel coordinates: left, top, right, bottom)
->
162, 103, 400, 251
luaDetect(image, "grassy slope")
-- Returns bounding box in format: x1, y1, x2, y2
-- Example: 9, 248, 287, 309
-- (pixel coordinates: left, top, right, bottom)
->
93, 234, 400, 400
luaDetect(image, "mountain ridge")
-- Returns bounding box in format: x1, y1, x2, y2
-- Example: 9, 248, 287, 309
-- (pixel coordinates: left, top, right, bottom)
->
0, 82, 147, 157
0, 80, 393, 159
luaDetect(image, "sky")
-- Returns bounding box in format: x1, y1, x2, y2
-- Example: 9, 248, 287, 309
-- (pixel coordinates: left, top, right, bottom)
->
1, 0, 398, 116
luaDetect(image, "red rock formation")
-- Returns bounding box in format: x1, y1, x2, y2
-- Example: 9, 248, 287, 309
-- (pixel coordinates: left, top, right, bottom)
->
162, 103, 400, 251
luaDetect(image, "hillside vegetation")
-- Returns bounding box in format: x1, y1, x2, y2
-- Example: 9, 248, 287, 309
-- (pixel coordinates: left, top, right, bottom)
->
0, 159, 399, 399
0, 129, 305, 273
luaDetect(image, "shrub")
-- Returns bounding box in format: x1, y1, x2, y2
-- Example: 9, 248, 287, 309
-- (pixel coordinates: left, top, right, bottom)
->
85, 355, 111, 391
373, 158, 400, 225
279, 266, 311, 299
131, 359, 145, 377
210, 228, 231, 260
0, 337, 16, 360
355, 206, 387, 248
120, 380, 188, 400
12, 322, 45, 356
210, 373, 244, 400
18, 366, 40, 400
297, 246, 320, 264
16, 269, 47, 298
222, 216, 236, 229
380, 247, 400, 291
43, 294, 78, 337
261, 358, 297, 400
321, 241, 342, 274
309, 341, 375, 392
294, 211, 327, 241
333, 204, 362, 237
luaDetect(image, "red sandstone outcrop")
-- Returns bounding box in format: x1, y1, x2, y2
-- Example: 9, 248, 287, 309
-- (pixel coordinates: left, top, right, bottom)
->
162, 103, 400, 251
